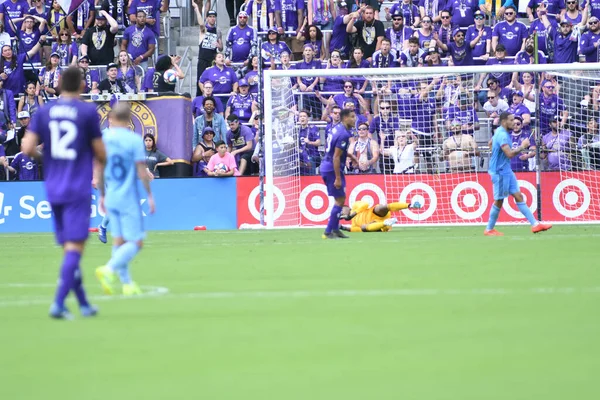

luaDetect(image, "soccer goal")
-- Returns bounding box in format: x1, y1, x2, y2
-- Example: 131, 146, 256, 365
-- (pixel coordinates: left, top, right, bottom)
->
262, 63, 600, 228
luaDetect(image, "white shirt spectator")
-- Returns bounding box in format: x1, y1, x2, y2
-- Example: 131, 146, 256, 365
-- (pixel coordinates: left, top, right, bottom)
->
483, 98, 509, 117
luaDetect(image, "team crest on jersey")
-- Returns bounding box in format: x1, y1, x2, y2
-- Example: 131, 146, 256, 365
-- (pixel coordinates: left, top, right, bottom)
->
219, 76, 228, 84
505, 32, 515, 39
96, 101, 158, 138
92, 31, 107, 49
24, 161, 34, 170
132, 30, 143, 47
236, 37, 246, 45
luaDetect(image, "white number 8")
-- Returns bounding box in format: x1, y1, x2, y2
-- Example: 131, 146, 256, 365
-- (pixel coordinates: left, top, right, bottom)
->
50, 120, 78, 160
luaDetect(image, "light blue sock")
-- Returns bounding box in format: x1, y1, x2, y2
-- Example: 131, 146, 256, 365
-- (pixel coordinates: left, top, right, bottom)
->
107, 242, 140, 284
486, 205, 501, 231
517, 202, 538, 226
100, 214, 110, 229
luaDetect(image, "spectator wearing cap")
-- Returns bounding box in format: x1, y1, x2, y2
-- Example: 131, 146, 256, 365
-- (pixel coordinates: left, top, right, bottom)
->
492, 5, 528, 56
2, 110, 29, 158
81, 10, 119, 66
295, 44, 322, 119
129, 0, 161, 43
226, 114, 255, 175
297, 109, 321, 175
347, 5, 385, 60
192, 2, 222, 97
466, 10, 492, 63
423, 47, 447, 66
385, 12, 412, 58
413, 15, 433, 49
52, 28, 78, 66
1, 36, 45, 95
579, 16, 600, 62
98, 62, 128, 93
484, 90, 509, 126
38, 51, 60, 97
539, 79, 568, 135
225, 78, 257, 123
541, 115, 572, 170
509, 115, 536, 172
329, 1, 352, 58
224, 10, 257, 68
527, 0, 565, 23
18, 15, 45, 64
260, 26, 291, 63
507, 90, 533, 128
243, 0, 274, 34
144, 133, 173, 178
67, 0, 95, 40
192, 81, 225, 118
274, 0, 305, 34
510, 71, 536, 114
515, 35, 548, 64
192, 126, 217, 177
199, 52, 238, 96
386, 0, 420, 29
297, 22, 325, 59
435, 27, 482, 66
17, 82, 43, 117
0, 0, 30, 38
445, 93, 479, 136
79, 55, 100, 94
121, 10, 156, 70
420, 0, 445, 24
445, 0, 479, 28
116, 50, 138, 93
193, 96, 227, 147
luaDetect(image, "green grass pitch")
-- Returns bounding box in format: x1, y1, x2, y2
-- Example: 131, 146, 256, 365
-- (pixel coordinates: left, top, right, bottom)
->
1, 226, 599, 399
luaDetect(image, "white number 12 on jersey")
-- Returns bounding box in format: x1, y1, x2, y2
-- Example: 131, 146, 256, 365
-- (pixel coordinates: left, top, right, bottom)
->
50, 121, 78, 160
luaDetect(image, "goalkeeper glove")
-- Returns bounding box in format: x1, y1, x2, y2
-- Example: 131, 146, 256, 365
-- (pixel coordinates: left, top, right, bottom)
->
409, 201, 422, 209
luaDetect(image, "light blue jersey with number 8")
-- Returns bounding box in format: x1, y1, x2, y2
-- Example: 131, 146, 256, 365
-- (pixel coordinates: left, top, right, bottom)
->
103, 127, 146, 211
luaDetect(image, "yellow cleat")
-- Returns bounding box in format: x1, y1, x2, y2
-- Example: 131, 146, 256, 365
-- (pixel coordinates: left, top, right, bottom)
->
95, 266, 116, 295
122, 282, 142, 296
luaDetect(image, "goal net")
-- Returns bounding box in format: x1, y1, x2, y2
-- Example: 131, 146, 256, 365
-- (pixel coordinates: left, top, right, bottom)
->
262, 63, 600, 228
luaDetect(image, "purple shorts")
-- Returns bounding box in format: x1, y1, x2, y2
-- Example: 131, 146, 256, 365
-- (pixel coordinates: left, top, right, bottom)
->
321, 170, 346, 198
51, 200, 91, 245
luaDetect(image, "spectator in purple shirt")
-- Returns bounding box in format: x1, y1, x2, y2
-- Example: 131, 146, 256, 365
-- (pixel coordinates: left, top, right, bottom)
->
466, 10, 492, 63
527, 0, 565, 23
224, 11, 256, 66
492, 5, 528, 56
260, 26, 291, 63
528, 3, 556, 55
579, 16, 600, 62
297, 22, 325, 59
541, 116, 572, 170
539, 80, 568, 134
199, 53, 238, 95
0, 78, 16, 130
68, 0, 95, 39
274, 0, 305, 33
5, 150, 39, 180
509, 116, 536, 172
121, 10, 156, 70
434, 27, 483, 66
445, 93, 480, 136
18, 15, 45, 64
244, 0, 274, 34
386, 0, 421, 28
563, 0, 587, 26
1, 37, 45, 95
508, 90, 533, 128
344, 47, 370, 94
79, 55, 100, 94
52, 28, 78, 66
515, 35, 547, 64
295, 45, 322, 119
128, 0, 160, 39
225, 78, 257, 123
445, 0, 479, 28
320, 50, 345, 92
226, 113, 255, 175
385, 11, 412, 58
0, 0, 29, 38
329, 1, 352, 58
541, 12, 579, 63
192, 80, 225, 118
297, 110, 321, 175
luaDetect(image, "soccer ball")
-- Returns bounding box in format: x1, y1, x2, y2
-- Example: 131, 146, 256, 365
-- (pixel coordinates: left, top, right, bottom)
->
214, 162, 229, 173
163, 69, 177, 84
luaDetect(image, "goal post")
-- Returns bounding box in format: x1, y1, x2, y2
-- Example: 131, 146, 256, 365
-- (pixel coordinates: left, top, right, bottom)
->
262, 63, 600, 228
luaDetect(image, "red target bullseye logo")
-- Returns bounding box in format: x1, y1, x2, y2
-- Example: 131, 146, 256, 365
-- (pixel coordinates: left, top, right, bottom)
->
348, 183, 386, 207
451, 182, 489, 220
399, 182, 437, 221
299, 183, 334, 222
502, 180, 537, 219
247, 185, 286, 222
552, 178, 591, 218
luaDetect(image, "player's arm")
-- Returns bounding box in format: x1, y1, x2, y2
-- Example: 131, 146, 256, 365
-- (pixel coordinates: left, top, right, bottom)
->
22, 131, 40, 157
92, 138, 107, 195
501, 139, 530, 159
136, 161, 155, 214
332, 147, 344, 187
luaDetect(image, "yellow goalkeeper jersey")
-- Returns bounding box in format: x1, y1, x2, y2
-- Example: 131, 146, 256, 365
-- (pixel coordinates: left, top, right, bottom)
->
351, 201, 391, 230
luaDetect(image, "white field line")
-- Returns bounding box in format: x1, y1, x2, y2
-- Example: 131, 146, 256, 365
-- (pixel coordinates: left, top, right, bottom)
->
1, 285, 600, 309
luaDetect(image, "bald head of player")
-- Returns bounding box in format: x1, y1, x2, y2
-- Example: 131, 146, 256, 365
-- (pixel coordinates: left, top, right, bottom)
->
107, 103, 132, 128
60, 66, 86, 96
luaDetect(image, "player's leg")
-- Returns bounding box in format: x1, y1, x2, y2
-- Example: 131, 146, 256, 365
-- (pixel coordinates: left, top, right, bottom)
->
361, 222, 386, 232
485, 173, 507, 236
511, 177, 552, 233
113, 208, 146, 295
322, 172, 348, 239
98, 213, 109, 244
96, 208, 122, 294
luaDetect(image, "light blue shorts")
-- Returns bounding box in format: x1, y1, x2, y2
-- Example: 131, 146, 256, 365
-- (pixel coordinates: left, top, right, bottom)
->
490, 172, 519, 200
108, 205, 145, 242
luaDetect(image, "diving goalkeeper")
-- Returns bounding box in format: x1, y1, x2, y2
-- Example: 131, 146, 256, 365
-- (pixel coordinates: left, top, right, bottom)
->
339, 201, 422, 232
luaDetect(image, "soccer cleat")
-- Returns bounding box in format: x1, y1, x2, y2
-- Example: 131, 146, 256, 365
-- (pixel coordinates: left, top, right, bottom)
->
80, 305, 99, 317
484, 229, 504, 236
332, 229, 349, 239
410, 201, 422, 209
322, 232, 339, 240
532, 223, 552, 234
97, 225, 107, 244
49, 303, 74, 320
95, 266, 116, 295
384, 217, 398, 227
339, 225, 351, 232
122, 282, 142, 296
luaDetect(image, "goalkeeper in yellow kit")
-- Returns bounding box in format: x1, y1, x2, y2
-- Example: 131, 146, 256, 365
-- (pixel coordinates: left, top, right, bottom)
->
339, 200, 422, 232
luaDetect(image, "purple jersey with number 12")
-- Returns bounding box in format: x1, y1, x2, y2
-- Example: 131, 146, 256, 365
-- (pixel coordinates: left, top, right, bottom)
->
29, 99, 102, 204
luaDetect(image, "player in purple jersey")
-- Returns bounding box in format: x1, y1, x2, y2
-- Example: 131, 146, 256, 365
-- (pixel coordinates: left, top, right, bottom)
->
22, 67, 106, 319
320, 108, 356, 239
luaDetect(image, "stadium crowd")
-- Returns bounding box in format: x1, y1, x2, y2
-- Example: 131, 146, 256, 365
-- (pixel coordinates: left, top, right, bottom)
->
2, 0, 600, 180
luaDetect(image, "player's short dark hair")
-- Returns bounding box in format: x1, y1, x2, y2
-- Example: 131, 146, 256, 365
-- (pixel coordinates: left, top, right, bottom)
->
340, 109, 355, 120
331, 105, 341, 112
299, 109, 310, 117
381, 38, 391, 45
60, 66, 83, 93
202, 96, 216, 107
214, 140, 226, 148
111, 103, 132, 123
408, 37, 419, 46
499, 112, 512, 124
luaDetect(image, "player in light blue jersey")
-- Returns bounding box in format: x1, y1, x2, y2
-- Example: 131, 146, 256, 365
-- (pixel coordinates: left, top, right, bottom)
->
97, 128, 110, 244
485, 113, 552, 236
95, 103, 156, 295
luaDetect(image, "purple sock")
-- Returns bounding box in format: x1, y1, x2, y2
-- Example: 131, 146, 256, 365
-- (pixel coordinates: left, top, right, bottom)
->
72, 265, 90, 307
53, 251, 80, 308
325, 205, 343, 234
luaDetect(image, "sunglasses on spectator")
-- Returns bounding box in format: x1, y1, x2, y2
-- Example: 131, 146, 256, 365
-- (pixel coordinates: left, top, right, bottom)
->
567, 1, 577, 3
393, 17, 402, 21
380, 106, 390, 109
422, 19, 431, 23
344, 85, 353, 88
238, 16, 248, 19
358, 126, 368, 130
544, 85, 555, 89
475, 15, 484, 19
80, 60, 89, 63
504, 11, 515, 15
591, 21, 599, 24
60, 33, 69, 36
441, 15, 450, 19
487, 96, 496, 99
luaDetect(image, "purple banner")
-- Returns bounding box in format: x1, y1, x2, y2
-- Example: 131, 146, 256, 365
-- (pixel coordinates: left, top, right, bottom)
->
57, 0, 86, 14
95, 96, 194, 165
